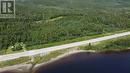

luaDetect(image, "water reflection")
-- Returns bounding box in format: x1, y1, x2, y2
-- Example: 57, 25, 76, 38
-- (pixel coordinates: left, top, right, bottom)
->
36, 52, 130, 73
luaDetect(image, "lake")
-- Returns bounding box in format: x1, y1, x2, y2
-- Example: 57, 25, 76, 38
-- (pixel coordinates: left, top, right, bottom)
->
36, 51, 130, 73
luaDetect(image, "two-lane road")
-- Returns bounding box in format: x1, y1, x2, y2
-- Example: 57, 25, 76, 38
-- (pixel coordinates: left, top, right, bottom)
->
0, 31, 130, 62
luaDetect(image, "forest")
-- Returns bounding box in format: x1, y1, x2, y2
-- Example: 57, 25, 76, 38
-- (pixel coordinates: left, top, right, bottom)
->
0, 0, 130, 53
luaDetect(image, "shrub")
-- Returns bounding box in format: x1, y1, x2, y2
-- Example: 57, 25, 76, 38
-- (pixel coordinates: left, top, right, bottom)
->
12, 42, 26, 51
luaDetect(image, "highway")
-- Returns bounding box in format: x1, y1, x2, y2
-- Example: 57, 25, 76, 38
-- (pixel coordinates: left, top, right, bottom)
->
0, 31, 130, 62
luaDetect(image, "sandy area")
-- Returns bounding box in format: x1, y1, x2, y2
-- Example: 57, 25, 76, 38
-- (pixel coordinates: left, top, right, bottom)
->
0, 50, 95, 73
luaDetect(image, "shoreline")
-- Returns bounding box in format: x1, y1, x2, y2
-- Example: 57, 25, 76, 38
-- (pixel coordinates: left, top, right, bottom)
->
33, 50, 95, 71
0, 50, 95, 73
33, 49, 130, 72
0, 49, 130, 73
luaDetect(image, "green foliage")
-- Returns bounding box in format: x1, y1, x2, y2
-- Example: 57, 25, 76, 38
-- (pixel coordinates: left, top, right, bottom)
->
33, 49, 68, 64
12, 42, 26, 51
0, 57, 30, 68
82, 36, 130, 51
1, 0, 130, 52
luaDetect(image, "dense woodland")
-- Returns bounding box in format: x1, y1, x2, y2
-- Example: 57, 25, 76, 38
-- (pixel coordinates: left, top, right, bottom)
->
1, 0, 130, 52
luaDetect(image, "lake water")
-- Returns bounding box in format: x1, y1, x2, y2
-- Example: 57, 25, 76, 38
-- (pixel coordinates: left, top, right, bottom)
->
36, 51, 130, 73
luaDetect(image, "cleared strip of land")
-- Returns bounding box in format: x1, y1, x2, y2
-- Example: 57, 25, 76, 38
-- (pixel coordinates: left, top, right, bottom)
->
0, 31, 130, 62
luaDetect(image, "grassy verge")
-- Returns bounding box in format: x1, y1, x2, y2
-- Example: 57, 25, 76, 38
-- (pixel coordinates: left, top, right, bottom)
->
0, 57, 30, 68
0, 49, 69, 68
25, 35, 130, 67
80, 35, 130, 52
1, 31, 130, 68
27, 30, 129, 50
32, 49, 69, 64
0, 30, 129, 55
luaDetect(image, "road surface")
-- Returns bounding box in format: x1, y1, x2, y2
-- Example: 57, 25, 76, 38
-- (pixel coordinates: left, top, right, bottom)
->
0, 31, 130, 62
